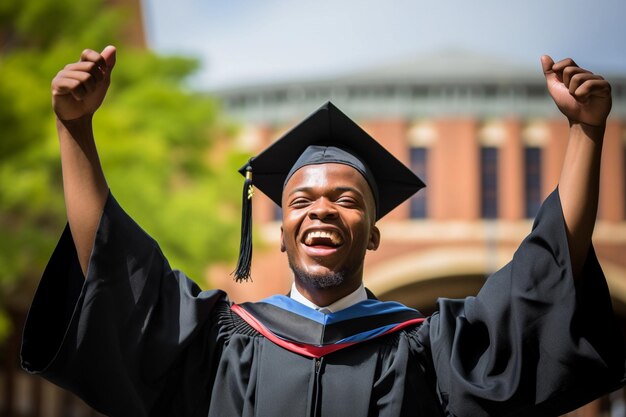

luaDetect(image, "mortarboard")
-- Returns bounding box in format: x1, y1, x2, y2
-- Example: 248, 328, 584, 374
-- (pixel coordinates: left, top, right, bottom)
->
233, 101, 425, 281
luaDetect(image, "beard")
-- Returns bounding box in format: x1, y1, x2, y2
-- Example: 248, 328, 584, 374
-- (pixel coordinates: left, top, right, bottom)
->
287, 254, 349, 289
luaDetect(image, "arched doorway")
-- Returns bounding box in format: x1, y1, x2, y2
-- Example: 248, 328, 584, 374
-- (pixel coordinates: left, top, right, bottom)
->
376, 274, 485, 316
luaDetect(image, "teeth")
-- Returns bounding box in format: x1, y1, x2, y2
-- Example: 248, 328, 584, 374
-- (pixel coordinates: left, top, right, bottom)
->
304, 230, 343, 246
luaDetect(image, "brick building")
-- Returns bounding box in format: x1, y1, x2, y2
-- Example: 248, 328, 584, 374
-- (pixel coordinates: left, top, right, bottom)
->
211, 50, 626, 416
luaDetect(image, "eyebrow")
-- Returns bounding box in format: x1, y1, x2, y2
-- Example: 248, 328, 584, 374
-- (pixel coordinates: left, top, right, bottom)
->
287, 186, 363, 198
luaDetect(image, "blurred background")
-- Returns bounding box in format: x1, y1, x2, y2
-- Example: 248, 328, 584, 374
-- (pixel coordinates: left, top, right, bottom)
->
1, 0, 625, 415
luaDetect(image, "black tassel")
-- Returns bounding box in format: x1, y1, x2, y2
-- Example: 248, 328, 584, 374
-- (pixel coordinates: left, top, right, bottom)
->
233, 166, 254, 282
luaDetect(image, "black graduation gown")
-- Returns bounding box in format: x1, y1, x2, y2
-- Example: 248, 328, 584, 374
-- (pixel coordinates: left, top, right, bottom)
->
21, 189, 626, 417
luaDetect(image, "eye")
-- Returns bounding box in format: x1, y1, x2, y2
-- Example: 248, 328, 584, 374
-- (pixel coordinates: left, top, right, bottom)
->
336, 196, 358, 207
289, 197, 311, 208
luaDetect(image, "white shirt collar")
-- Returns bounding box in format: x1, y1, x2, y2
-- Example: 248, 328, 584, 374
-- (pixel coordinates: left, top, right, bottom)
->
290, 282, 368, 314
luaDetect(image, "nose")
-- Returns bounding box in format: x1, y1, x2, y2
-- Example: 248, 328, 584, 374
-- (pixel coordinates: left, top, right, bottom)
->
308, 198, 338, 221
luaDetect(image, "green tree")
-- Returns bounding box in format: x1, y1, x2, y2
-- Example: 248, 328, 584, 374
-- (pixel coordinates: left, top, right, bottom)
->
0, 0, 244, 344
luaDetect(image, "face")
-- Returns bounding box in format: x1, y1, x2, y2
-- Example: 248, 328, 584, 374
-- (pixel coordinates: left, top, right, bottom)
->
280, 163, 380, 290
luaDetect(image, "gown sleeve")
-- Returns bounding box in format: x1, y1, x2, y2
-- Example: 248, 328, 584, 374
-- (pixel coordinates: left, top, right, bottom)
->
20, 192, 229, 417
424, 189, 626, 417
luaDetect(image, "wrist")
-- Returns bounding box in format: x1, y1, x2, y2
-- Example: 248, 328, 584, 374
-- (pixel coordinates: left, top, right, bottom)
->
56, 113, 93, 127
56, 114, 95, 144
569, 121, 605, 144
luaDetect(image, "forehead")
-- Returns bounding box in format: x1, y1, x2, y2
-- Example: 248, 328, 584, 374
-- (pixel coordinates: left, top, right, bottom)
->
283, 163, 370, 192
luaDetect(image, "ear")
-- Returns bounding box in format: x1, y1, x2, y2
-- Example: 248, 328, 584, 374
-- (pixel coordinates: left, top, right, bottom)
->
367, 225, 380, 251
280, 225, 286, 252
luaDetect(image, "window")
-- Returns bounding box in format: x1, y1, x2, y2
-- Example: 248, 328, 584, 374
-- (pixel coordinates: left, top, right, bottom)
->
410, 147, 428, 218
525, 147, 542, 218
481, 147, 499, 219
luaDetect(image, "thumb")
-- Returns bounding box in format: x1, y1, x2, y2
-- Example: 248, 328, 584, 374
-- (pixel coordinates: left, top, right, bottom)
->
101, 45, 117, 74
541, 55, 555, 79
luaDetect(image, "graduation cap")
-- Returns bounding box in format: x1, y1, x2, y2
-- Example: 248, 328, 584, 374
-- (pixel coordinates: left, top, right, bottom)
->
233, 101, 425, 281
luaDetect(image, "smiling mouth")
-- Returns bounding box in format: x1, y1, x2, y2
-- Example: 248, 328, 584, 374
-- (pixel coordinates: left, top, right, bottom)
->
303, 230, 344, 248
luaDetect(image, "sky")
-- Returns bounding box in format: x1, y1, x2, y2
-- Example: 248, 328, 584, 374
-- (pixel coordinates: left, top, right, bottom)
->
141, 0, 626, 89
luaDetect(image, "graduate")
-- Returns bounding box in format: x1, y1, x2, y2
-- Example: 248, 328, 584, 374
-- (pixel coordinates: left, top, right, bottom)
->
21, 46, 626, 416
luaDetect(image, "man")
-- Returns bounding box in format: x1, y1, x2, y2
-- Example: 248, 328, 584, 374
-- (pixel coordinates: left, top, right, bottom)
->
21, 46, 625, 416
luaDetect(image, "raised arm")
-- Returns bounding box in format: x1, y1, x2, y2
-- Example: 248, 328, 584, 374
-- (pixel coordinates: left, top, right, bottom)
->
542, 55, 612, 280
52, 46, 116, 275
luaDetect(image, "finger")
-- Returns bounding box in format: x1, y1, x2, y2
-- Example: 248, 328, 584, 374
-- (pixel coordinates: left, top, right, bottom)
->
562, 67, 592, 91
53, 64, 100, 95
80, 48, 106, 71
87, 60, 105, 83
100, 45, 117, 76
56, 68, 98, 93
51, 72, 75, 95
573, 79, 611, 100
63, 70, 98, 94
550, 58, 580, 84
52, 76, 88, 101
568, 73, 602, 96
79, 48, 107, 83
541, 55, 562, 88
551, 57, 578, 72
79, 48, 97, 61
541, 55, 555, 77
63, 61, 105, 83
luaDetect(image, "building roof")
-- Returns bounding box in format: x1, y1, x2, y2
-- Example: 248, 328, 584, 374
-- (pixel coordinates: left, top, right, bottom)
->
334, 49, 540, 84
211, 49, 626, 122
212, 49, 543, 96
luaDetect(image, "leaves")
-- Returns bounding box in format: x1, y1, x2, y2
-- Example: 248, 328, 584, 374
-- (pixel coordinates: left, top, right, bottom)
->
0, 0, 243, 342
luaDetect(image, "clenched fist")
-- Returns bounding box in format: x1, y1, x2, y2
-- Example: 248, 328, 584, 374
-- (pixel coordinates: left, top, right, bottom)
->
52, 46, 116, 121
542, 55, 612, 128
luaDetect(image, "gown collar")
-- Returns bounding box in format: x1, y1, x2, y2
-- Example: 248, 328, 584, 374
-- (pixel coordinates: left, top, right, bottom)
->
289, 282, 368, 314
231, 292, 425, 358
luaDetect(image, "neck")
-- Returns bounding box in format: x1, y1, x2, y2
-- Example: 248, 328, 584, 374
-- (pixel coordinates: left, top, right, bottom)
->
294, 279, 362, 307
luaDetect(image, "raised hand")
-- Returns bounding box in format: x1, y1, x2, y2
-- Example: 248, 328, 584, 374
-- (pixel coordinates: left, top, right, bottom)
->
52, 46, 116, 121
541, 55, 612, 128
